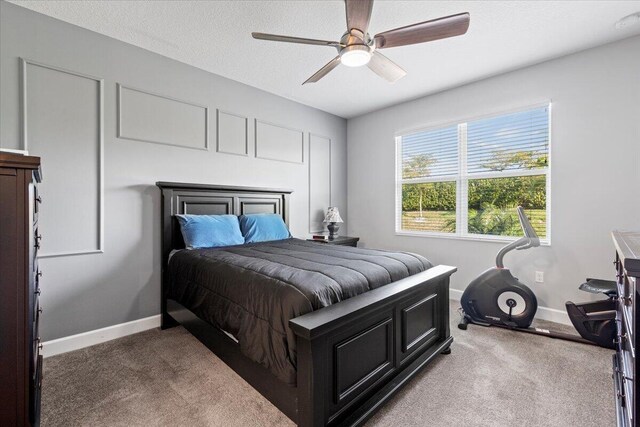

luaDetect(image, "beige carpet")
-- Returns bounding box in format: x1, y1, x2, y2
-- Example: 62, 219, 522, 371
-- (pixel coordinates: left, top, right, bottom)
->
42, 302, 614, 426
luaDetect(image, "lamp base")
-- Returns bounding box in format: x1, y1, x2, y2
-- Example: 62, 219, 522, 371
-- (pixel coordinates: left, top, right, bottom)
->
327, 222, 340, 240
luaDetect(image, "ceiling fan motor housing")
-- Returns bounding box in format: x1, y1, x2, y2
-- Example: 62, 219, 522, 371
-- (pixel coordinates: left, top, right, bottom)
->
339, 29, 374, 67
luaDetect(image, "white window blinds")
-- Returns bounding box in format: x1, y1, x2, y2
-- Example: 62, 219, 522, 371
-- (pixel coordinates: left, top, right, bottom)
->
401, 125, 458, 179
467, 106, 549, 174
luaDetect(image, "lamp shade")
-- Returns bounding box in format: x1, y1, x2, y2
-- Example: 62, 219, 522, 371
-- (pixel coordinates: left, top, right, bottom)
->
323, 207, 343, 223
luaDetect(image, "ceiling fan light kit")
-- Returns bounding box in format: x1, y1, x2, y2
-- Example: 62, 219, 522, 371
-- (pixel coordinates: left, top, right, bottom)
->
340, 45, 372, 67
252, 0, 470, 85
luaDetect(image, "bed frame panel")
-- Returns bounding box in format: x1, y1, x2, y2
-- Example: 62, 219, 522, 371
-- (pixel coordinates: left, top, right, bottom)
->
157, 182, 456, 427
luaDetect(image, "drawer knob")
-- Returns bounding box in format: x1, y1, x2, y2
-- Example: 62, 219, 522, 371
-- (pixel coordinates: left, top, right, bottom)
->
36, 196, 42, 204
35, 289, 41, 296
38, 343, 43, 350
36, 234, 43, 241
37, 270, 43, 278
38, 307, 43, 314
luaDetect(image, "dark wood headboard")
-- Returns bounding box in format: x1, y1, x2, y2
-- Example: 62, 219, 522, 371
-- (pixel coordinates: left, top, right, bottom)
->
156, 182, 292, 266
156, 182, 292, 329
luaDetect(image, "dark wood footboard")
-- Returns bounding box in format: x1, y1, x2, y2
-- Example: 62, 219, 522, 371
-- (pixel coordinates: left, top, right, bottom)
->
290, 265, 456, 427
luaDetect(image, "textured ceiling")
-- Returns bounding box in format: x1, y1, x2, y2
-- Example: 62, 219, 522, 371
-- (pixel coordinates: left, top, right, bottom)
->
9, 1, 640, 118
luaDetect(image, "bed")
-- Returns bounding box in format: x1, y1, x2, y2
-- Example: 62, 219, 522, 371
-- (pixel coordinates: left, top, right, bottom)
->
157, 182, 456, 427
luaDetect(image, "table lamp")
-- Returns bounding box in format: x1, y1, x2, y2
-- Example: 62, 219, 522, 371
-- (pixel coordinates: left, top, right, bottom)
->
323, 207, 343, 240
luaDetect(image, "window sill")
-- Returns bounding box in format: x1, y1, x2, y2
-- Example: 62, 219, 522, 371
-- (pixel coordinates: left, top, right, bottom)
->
395, 231, 551, 246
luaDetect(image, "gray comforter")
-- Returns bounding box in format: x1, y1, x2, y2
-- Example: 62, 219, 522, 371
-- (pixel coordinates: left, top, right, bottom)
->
167, 238, 431, 385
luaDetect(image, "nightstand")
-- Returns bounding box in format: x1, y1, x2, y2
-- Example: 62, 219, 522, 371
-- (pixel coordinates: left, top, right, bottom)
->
307, 236, 359, 247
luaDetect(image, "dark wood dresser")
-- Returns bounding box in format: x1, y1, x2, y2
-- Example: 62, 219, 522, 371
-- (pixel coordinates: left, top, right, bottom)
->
0, 153, 43, 427
612, 231, 639, 427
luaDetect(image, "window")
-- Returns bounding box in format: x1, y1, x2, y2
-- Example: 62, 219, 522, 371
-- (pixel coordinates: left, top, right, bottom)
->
396, 105, 550, 242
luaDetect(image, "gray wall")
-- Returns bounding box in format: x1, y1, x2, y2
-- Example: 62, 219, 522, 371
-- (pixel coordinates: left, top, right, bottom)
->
0, 1, 347, 340
347, 36, 640, 318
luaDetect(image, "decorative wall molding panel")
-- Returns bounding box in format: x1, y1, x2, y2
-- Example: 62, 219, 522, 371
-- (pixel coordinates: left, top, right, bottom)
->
21, 58, 104, 257
309, 133, 331, 233
117, 84, 208, 150
255, 119, 304, 164
217, 109, 248, 156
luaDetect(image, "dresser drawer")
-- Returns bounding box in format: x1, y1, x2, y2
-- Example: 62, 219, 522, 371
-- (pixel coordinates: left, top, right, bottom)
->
31, 302, 42, 379
31, 264, 42, 385
33, 267, 42, 295
616, 255, 635, 305
32, 184, 39, 226
618, 298, 635, 360
33, 184, 41, 213
616, 314, 635, 425
33, 226, 42, 255
622, 276, 635, 317
28, 268, 41, 338
626, 276, 635, 336
29, 355, 43, 426
613, 354, 630, 427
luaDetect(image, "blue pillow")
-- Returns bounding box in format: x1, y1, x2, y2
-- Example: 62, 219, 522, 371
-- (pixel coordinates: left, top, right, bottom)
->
175, 214, 244, 249
239, 214, 291, 243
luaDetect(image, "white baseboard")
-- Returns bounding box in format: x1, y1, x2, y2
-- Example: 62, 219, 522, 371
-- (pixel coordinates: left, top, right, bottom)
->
42, 315, 161, 358
449, 288, 571, 326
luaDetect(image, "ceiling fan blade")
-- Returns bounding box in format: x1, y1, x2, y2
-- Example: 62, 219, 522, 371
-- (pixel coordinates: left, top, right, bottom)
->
367, 51, 406, 83
374, 12, 470, 49
252, 32, 340, 48
303, 56, 342, 85
345, 0, 374, 33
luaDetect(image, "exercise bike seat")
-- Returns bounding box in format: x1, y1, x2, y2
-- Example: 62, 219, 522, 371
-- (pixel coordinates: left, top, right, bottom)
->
579, 278, 617, 298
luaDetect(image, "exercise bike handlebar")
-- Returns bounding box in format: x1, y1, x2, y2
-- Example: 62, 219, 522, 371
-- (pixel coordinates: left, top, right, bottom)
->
496, 206, 540, 268
517, 206, 539, 242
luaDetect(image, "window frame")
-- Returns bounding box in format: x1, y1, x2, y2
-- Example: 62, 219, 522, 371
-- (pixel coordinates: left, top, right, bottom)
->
395, 103, 552, 245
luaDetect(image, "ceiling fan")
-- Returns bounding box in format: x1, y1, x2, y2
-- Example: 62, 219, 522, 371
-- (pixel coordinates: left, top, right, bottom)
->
252, 0, 470, 85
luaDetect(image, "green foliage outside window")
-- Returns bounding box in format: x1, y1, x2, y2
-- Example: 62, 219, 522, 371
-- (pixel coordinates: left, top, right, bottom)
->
402, 175, 546, 212
401, 150, 547, 238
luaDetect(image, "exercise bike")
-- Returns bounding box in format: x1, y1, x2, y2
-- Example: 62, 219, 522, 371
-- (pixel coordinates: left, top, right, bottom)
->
458, 206, 616, 349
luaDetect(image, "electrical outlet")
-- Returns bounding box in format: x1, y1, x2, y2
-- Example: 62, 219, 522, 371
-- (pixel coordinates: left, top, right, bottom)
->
535, 271, 544, 283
